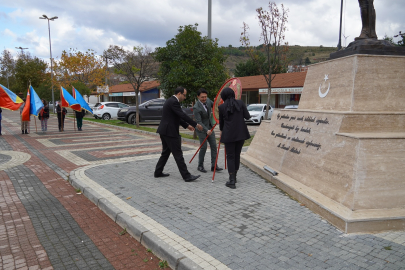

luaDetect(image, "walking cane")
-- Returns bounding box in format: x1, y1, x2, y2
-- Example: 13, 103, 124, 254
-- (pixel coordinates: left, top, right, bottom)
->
189, 123, 217, 163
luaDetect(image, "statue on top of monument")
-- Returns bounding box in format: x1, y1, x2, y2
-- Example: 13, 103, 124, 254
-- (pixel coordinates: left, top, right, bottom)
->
355, 0, 377, 40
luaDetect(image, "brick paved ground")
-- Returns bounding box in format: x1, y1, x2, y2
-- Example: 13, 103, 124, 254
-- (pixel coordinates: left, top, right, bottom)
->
1, 110, 405, 270
0, 110, 171, 270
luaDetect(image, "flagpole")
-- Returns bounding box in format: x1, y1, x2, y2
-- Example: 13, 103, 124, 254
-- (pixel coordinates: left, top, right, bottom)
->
34, 116, 37, 133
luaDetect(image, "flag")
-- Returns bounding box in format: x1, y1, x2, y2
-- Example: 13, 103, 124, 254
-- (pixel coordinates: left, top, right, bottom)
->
72, 87, 93, 114
21, 86, 43, 121
61, 86, 81, 111
0, 84, 24, 110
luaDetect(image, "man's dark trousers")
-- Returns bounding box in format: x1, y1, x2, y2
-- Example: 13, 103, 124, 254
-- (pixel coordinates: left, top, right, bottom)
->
197, 132, 217, 168
155, 134, 191, 179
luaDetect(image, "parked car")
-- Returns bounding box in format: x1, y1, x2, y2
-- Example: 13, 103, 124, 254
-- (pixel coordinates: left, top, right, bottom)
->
245, 104, 274, 124
93, 102, 130, 120
284, 105, 298, 109
117, 98, 194, 124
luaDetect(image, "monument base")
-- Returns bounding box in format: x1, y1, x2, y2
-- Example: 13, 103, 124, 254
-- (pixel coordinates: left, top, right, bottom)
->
241, 54, 405, 233
330, 39, 405, 59
241, 151, 405, 234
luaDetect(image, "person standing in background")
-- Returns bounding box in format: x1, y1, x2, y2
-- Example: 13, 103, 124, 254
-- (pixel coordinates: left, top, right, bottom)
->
0, 108, 2, 135
56, 101, 67, 132
75, 109, 85, 131
38, 99, 50, 132
218, 88, 251, 189
19, 98, 29, 134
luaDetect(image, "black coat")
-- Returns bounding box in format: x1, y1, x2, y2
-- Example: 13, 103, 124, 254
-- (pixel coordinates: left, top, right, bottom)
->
219, 100, 251, 143
56, 105, 67, 118
38, 106, 49, 120
157, 96, 197, 137
75, 109, 85, 119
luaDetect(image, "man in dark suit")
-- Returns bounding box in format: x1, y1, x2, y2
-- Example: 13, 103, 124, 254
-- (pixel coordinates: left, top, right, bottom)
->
154, 86, 203, 182
193, 88, 223, 173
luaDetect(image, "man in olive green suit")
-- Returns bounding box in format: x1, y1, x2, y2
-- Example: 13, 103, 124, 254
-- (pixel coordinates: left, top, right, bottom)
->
193, 88, 223, 173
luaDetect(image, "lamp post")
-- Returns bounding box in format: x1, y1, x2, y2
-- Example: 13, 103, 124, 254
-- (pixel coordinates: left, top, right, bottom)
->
208, 0, 212, 39
39, 14, 58, 112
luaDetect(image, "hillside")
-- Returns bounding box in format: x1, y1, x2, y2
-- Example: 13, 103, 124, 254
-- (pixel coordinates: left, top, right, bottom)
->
223, 45, 338, 74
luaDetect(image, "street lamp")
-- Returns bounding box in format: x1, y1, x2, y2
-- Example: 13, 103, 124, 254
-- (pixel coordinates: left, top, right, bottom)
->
15, 47, 29, 54
39, 14, 58, 112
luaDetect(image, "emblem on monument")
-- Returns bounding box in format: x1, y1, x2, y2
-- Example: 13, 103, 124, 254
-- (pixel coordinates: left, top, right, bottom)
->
318, 74, 330, 98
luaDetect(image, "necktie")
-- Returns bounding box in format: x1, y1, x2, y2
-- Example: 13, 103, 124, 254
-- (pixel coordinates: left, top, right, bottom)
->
203, 103, 208, 112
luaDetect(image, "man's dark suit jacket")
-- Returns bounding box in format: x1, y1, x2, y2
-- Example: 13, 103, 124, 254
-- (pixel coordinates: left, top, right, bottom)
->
219, 100, 251, 143
157, 96, 197, 137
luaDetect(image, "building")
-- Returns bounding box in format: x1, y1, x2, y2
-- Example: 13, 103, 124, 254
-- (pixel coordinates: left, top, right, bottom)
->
89, 80, 161, 105
238, 72, 307, 108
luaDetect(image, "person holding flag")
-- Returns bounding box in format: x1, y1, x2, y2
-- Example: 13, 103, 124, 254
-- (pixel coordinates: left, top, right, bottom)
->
38, 99, 50, 132
0, 84, 24, 135
20, 99, 30, 134
59, 86, 81, 132
56, 101, 67, 132
0, 108, 2, 135
72, 86, 93, 131
20, 85, 44, 134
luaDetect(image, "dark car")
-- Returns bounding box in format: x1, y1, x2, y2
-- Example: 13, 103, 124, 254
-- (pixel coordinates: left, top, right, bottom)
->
117, 98, 194, 124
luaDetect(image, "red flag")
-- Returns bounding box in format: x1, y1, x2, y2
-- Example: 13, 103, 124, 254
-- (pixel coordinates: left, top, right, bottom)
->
21, 88, 31, 121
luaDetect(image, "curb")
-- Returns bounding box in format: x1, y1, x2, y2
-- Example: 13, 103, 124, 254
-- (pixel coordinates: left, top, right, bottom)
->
69, 170, 203, 270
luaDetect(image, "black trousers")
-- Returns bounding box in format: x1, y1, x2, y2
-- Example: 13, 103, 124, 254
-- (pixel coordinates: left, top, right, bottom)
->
155, 134, 190, 179
224, 140, 245, 174
57, 115, 65, 130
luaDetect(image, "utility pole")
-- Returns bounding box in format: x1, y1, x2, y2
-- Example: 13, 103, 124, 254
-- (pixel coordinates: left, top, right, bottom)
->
208, 0, 212, 39
15, 47, 29, 54
40, 14, 58, 112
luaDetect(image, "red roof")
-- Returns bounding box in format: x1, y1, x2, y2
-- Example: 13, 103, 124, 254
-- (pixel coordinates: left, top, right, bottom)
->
237, 72, 307, 91
109, 80, 160, 93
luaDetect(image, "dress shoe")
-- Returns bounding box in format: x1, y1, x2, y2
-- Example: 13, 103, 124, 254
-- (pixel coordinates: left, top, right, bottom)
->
226, 173, 236, 189
154, 172, 170, 178
184, 174, 200, 182
211, 166, 223, 172
197, 166, 207, 173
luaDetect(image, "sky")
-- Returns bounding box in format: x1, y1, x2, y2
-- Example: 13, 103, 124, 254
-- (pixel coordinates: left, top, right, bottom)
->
0, 0, 404, 62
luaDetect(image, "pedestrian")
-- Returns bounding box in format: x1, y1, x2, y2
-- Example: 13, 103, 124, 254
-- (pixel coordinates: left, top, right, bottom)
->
193, 88, 223, 173
20, 98, 30, 134
218, 87, 251, 189
0, 108, 2, 135
56, 101, 67, 132
38, 99, 49, 132
75, 109, 85, 131
154, 86, 203, 182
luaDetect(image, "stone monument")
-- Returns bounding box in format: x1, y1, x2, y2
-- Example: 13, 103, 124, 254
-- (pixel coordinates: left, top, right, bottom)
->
241, 5, 405, 233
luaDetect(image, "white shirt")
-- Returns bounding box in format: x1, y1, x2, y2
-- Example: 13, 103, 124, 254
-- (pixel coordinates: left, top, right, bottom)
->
173, 95, 179, 102
199, 100, 208, 112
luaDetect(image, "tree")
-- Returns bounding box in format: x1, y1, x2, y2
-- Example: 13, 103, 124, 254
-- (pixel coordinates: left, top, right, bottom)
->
234, 55, 266, 77
304, 57, 311, 65
0, 49, 16, 90
394, 31, 405, 46
53, 48, 105, 96
154, 24, 228, 104
241, 2, 289, 118
104, 45, 157, 127
15, 52, 48, 92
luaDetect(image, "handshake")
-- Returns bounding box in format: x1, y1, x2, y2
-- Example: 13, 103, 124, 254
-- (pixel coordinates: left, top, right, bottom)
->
187, 124, 203, 132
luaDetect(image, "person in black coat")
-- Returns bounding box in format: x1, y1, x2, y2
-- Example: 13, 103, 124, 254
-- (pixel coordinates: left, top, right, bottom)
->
56, 101, 67, 132
154, 86, 203, 182
218, 87, 251, 189
75, 109, 85, 131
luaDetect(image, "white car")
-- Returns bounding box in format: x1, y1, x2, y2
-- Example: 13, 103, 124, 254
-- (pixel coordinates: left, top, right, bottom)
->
245, 104, 274, 124
284, 105, 298, 109
93, 102, 129, 120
